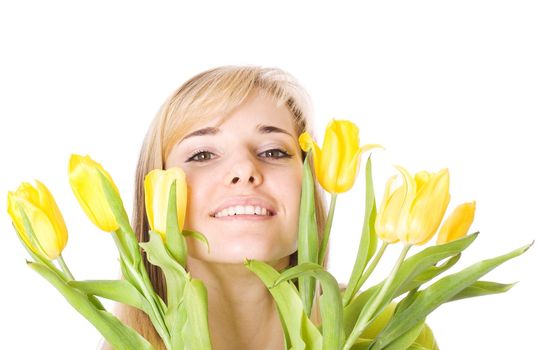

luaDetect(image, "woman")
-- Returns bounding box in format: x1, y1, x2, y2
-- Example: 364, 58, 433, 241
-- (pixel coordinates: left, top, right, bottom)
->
103, 66, 327, 350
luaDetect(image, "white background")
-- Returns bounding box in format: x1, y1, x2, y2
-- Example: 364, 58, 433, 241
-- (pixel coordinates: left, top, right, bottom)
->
1, 1, 538, 349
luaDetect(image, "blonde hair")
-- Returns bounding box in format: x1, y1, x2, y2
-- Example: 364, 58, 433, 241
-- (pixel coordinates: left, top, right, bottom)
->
105, 66, 327, 349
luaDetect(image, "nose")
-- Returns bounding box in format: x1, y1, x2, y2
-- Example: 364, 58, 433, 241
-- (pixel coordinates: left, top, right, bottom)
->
224, 155, 263, 187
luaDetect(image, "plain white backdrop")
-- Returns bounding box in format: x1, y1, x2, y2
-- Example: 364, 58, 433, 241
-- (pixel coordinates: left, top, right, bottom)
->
1, 1, 538, 349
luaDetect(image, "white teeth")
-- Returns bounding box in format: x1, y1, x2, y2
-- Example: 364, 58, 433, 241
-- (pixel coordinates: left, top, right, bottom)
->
214, 205, 272, 217
235, 205, 245, 215
245, 205, 255, 215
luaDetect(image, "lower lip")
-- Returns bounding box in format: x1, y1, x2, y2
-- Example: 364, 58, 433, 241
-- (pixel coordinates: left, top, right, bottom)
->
212, 214, 274, 221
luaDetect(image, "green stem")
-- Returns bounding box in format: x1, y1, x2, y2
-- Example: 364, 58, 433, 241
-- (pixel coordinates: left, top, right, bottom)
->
344, 244, 412, 350
113, 231, 172, 349
344, 241, 389, 307
57, 254, 75, 280
318, 193, 338, 266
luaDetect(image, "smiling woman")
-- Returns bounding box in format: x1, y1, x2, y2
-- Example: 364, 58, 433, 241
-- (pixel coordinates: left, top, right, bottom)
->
103, 66, 327, 350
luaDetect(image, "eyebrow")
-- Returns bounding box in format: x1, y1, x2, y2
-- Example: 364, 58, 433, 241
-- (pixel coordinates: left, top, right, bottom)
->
180, 124, 294, 142
256, 124, 294, 138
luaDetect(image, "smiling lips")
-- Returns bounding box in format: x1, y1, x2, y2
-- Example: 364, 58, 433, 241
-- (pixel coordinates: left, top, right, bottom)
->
211, 198, 276, 220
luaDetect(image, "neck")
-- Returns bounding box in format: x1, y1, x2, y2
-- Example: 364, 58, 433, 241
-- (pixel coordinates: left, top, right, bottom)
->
186, 256, 290, 350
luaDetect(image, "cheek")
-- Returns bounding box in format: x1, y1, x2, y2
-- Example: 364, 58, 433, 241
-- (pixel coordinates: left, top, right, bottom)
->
271, 166, 303, 217
183, 171, 215, 227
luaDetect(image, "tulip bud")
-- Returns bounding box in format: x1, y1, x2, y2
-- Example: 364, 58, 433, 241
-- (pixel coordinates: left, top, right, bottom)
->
437, 201, 476, 244
144, 168, 187, 241
299, 119, 380, 193
7, 181, 68, 259
68, 154, 120, 232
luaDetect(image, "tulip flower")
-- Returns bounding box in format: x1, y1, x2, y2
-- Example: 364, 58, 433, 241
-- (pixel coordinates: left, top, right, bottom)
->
375, 167, 451, 246
144, 168, 187, 241
403, 168, 451, 245
7, 181, 68, 260
374, 174, 405, 244
68, 154, 120, 232
299, 119, 380, 194
437, 201, 476, 244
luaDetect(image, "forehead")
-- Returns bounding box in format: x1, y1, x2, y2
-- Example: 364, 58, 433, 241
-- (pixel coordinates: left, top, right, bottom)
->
182, 92, 297, 140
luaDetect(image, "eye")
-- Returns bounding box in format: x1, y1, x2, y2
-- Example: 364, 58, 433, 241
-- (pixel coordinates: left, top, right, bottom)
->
259, 148, 292, 159
186, 150, 216, 162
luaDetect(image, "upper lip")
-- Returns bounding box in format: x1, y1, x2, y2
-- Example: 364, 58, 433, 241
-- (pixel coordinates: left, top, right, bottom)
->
210, 196, 277, 217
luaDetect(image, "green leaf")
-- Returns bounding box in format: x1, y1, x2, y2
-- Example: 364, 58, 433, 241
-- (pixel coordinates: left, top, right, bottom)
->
183, 229, 210, 252
371, 242, 532, 349
378, 233, 479, 311
343, 156, 378, 306
297, 155, 319, 317
394, 288, 419, 316
245, 259, 322, 350
381, 320, 425, 350
350, 339, 372, 350
69, 279, 151, 314
399, 253, 461, 294
139, 230, 188, 308
344, 284, 379, 338
165, 181, 188, 267
275, 262, 344, 350
448, 280, 517, 302
407, 345, 431, 350
343, 237, 471, 332
98, 170, 141, 267
97, 170, 131, 233
344, 235, 476, 342
28, 261, 154, 350
182, 277, 212, 350
16, 213, 105, 313
167, 302, 187, 350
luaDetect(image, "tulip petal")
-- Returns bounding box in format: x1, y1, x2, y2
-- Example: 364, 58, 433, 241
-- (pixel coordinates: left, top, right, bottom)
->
409, 169, 451, 245
23, 202, 63, 259
69, 155, 120, 232
375, 175, 404, 244
35, 180, 68, 252
7, 181, 68, 260
437, 201, 476, 244
144, 168, 187, 240
332, 120, 360, 171
320, 122, 342, 192
336, 148, 361, 193
394, 166, 416, 243
298, 132, 314, 152
7, 192, 31, 249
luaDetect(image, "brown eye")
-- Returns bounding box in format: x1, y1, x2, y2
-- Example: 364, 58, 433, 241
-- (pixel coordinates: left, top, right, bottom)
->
260, 149, 292, 159
186, 150, 216, 162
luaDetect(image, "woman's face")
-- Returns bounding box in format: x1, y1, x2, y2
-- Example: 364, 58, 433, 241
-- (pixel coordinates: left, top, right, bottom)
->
165, 92, 303, 265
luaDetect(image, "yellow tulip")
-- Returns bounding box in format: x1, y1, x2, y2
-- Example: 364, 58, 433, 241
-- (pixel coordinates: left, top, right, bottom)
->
68, 154, 120, 232
7, 181, 68, 259
144, 168, 187, 241
375, 167, 451, 246
399, 167, 451, 245
437, 201, 476, 244
299, 119, 380, 193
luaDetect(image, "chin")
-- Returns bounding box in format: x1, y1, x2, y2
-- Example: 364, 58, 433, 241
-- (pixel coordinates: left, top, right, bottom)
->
186, 235, 296, 265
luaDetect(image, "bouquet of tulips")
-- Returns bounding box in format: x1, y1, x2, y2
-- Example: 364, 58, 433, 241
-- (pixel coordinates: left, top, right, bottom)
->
7, 120, 531, 350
